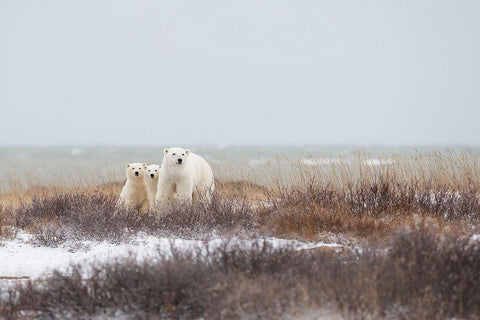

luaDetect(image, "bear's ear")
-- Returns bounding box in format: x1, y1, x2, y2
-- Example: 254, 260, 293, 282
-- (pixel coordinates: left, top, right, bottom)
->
126, 163, 130, 168
142, 163, 146, 167
185, 149, 190, 155
164, 148, 169, 154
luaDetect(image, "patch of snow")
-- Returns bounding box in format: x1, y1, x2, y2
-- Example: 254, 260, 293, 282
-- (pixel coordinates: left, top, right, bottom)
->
363, 158, 395, 166
300, 158, 350, 166
0, 230, 344, 280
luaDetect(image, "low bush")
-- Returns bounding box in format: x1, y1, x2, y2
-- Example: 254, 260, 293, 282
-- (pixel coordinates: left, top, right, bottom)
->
2, 228, 479, 319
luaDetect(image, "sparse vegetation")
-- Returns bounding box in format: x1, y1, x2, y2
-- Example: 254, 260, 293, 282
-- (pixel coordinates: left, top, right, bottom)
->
0, 152, 479, 318
1, 228, 479, 319
1, 152, 478, 244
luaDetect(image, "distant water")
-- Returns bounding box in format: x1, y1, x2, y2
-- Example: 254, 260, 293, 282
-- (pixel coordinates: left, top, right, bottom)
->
0, 145, 478, 190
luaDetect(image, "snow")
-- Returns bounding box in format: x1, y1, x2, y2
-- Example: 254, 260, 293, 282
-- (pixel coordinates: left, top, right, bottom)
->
300, 158, 350, 166
363, 158, 395, 166
298, 158, 395, 167
0, 230, 344, 281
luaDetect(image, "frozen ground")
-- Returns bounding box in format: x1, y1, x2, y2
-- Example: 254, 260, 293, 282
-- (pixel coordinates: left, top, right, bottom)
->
1, 230, 477, 280
0, 230, 344, 282
0, 230, 347, 319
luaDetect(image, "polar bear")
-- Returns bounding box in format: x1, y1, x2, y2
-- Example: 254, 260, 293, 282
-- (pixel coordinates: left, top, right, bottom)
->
144, 164, 160, 207
155, 147, 214, 205
118, 163, 150, 213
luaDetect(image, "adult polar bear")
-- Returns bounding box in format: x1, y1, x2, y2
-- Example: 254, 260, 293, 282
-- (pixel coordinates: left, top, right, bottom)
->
155, 147, 214, 205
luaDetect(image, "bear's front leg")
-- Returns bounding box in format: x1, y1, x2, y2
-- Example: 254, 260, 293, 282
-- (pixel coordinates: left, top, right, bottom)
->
139, 198, 150, 213
174, 180, 193, 204
155, 180, 174, 206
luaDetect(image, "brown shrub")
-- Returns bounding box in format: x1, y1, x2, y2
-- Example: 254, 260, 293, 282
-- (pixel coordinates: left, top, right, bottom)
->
3, 171, 479, 245
216, 180, 269, 202
6, 192, 255, 245
256, 173, 479, 241
1, 152, 479, 244
2, 229, 479, 319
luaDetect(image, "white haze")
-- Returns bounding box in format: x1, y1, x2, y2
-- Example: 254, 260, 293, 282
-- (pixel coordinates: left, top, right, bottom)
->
0, 0, 479, 146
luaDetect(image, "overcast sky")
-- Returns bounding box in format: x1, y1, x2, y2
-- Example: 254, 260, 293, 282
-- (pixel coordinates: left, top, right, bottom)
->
0, 0, 479, 146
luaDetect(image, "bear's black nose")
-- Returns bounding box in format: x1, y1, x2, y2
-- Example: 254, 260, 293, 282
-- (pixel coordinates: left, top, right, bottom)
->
150, 174, 155, 178
135, 171, 139, 176
177, 158, 183, 164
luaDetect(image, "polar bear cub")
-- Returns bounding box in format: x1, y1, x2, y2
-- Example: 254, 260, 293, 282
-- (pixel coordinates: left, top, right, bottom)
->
155, 147, 214, 204
144, 164, 160, 208
118, 163, 150, 213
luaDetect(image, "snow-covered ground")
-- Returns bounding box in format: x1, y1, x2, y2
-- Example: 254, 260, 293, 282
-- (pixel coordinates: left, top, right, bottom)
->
2, 230, 477, 281
0, 230, 344, 281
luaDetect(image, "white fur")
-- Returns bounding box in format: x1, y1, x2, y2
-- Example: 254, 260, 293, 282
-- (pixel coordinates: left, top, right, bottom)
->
118, 162, 149, 213
155, 147, 214, 205
144, 164, 160, 208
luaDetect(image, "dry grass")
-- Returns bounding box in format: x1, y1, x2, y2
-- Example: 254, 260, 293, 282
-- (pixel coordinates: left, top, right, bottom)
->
215, 179, 269, 202
1, 227, 479, 319
257, 176, 478, 242
4, 192, 254, 246
1, 152, 480, 318
1, 152, 479, 244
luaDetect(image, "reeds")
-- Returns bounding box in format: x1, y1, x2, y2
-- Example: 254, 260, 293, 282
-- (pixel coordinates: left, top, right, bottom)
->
1, 152, 479, 318
1, 152, 479, 244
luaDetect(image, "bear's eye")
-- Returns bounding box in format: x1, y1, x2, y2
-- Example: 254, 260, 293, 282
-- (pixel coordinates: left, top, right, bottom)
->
182, 153, 185, 156
172, 153, 176, 156
155, 170, 157, 172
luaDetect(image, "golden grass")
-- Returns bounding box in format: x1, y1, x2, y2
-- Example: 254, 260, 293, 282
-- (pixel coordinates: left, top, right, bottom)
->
2, 151, 478, 197
1, 151, 479, 243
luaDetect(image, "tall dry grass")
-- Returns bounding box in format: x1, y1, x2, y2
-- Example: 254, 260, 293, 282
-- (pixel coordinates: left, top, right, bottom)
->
1, 152, 480, 319
1, 151, 479, 243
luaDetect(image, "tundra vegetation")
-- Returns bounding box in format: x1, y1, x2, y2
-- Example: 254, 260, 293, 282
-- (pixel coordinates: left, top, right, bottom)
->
0, 152, 479, 319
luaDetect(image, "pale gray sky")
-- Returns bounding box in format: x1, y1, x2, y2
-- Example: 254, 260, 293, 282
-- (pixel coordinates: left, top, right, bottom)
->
0, 0, 479, 146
